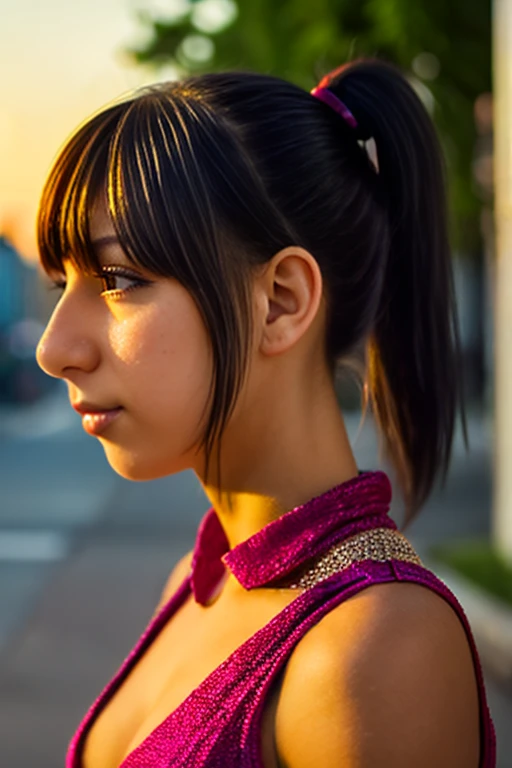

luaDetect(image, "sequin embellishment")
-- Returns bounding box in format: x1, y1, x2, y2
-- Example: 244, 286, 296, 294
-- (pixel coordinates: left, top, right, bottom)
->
66, 471, 496, 768
287, 527, 423, 589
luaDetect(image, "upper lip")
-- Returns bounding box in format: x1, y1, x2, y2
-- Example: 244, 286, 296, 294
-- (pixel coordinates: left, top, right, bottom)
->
72, 401, 121, 414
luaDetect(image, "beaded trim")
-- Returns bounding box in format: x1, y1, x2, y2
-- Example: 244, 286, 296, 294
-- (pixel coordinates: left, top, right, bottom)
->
287, 527, 423, 590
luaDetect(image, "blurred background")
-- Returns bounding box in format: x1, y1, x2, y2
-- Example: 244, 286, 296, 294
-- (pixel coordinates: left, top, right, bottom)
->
1, 0, 511, 765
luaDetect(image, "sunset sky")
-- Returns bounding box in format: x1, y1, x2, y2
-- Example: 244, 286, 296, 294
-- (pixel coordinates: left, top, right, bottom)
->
0, 0, 181, 261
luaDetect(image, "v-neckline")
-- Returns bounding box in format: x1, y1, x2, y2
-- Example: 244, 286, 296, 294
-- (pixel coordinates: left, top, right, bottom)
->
116, 577, 314, 766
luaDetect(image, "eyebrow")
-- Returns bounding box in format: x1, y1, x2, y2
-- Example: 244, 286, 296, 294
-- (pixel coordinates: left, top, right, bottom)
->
91, 235, 119, 249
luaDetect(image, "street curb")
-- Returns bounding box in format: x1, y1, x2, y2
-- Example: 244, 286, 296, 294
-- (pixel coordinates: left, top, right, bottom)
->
424, 555, 512, 691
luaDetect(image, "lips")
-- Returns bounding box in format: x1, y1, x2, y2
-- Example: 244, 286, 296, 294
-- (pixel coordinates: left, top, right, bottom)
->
72, 401, 120, 415
71, 402, 123, 436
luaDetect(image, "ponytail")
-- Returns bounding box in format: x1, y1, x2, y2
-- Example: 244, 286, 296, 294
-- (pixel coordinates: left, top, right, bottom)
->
322, 60, 468, 526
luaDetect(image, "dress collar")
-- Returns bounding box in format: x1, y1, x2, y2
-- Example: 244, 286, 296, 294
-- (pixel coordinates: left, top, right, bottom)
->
190, 470, 394, 605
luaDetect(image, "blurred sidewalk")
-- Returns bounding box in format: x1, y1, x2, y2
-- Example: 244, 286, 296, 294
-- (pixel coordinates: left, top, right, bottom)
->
0, 405, 510, 766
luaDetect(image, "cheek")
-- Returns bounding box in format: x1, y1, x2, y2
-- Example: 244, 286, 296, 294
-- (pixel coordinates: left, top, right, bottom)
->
108, 306, 212, 423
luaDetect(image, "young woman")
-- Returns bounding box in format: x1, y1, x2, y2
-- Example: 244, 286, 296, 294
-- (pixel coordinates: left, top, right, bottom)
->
36, 59, 496, 767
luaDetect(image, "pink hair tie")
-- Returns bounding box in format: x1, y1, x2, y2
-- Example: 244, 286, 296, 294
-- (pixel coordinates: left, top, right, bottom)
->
310, 86, 358, 130
311, 85, 379, 174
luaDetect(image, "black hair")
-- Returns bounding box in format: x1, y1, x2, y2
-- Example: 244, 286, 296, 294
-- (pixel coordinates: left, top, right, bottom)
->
37, 59, 466, 526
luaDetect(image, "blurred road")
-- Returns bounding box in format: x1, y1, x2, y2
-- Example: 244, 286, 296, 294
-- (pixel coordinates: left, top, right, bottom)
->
0, 388, 510, 766
0, 387, 116, 650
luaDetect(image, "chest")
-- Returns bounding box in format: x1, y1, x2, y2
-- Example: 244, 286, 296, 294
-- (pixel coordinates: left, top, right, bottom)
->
81, 584, 297, 768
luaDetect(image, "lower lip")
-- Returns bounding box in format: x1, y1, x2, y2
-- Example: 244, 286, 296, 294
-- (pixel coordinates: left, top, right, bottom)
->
81, 408, 123, 436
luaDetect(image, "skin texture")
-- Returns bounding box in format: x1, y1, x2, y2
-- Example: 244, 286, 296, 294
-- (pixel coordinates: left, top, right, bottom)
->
36, 198, 481, 767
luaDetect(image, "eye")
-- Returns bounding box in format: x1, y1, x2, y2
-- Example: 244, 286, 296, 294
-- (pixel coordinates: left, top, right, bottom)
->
98, 266, 150, 297
101, 273, 135, 292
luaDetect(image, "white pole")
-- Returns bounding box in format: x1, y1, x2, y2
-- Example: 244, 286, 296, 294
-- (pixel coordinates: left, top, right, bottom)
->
493, 0, 512, 563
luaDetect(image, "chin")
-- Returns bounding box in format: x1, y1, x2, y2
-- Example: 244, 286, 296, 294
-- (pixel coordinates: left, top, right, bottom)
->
100, 443, 185, 482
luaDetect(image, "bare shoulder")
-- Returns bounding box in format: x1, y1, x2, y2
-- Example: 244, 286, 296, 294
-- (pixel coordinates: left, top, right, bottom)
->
274, 580, 481, 768
153, 550, 194, 614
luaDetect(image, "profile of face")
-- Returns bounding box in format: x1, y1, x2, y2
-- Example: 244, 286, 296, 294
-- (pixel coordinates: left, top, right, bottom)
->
36, 198, 216, 481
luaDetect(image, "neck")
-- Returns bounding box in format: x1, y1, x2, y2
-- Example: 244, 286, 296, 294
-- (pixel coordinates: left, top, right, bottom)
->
197, 379, 359, 551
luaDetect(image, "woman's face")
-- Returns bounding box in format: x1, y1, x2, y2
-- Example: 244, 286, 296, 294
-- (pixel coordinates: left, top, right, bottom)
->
36, 198, 214, 481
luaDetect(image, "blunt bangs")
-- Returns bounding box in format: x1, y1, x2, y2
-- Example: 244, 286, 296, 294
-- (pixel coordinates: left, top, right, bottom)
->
37, 88, 242, 286
37, 105, 124, 277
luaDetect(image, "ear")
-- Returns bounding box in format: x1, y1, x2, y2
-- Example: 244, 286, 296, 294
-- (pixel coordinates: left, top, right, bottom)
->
256, 246, 324, 357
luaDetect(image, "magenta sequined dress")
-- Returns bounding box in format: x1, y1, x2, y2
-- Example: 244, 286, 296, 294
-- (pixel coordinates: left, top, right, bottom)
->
67, 470, 496, 767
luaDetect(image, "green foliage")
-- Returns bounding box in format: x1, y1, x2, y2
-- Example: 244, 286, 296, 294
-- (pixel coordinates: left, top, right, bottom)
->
430, 539, 512, 608
128, 0, 491, 250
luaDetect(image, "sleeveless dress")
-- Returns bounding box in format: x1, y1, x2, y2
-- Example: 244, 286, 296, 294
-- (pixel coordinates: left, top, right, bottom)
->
67, 470, 497, 767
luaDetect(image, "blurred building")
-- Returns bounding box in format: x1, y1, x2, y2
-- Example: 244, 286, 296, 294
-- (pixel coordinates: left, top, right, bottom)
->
0, 236, 50, 403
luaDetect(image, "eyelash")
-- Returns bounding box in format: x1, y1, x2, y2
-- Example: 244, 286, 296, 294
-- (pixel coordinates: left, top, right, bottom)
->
98, 267, 150, 298
48, 267, 150, 299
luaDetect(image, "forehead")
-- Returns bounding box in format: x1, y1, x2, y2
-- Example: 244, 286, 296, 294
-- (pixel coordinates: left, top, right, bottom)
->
89, 195, 116, 240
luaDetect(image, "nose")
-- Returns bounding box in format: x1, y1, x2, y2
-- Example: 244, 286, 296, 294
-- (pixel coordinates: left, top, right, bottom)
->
36, 292, 101, 380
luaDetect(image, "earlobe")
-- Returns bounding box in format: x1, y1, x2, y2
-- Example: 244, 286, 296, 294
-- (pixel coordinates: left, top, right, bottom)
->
257, 246, 323, 358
